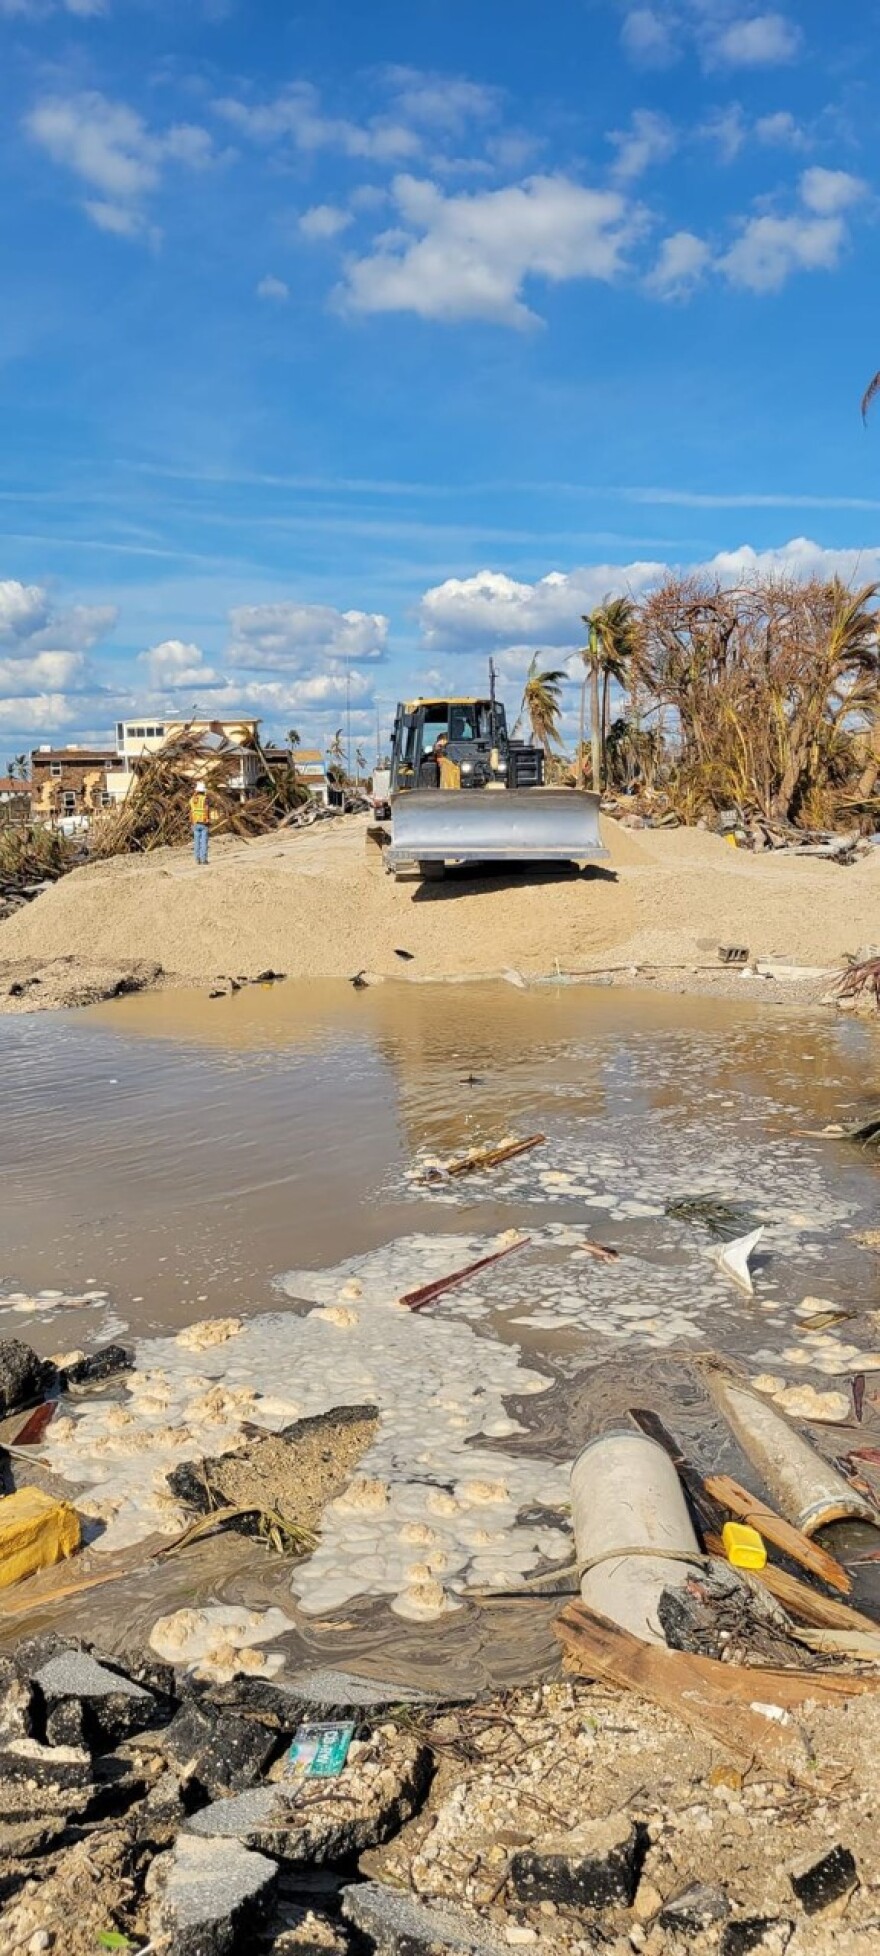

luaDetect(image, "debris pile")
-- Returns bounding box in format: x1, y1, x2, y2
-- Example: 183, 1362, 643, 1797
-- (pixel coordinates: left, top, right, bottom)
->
88, 728, 309, 856
0, 825, 71, 922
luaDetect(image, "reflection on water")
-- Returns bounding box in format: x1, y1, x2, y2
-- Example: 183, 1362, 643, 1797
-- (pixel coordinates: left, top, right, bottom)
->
1, 980, 879, 1682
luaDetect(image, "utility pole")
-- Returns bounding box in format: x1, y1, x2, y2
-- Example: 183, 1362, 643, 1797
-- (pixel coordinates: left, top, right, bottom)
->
346, 661, 352, 783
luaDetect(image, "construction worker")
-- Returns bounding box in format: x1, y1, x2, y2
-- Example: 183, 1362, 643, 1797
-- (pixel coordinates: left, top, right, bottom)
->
189, 778, 211, 864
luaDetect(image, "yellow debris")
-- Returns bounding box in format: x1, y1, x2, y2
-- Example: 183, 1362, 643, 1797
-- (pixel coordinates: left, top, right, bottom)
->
722, 1520, 767, 1572
0, 1487, 80, 1589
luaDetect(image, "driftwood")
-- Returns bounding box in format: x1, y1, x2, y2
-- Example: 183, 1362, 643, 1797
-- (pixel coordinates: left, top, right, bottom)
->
399, 1237, 530, 1312
556, 1601, 880, 1778
705, 1475, 851, 1595
420, 1134, 545, 1183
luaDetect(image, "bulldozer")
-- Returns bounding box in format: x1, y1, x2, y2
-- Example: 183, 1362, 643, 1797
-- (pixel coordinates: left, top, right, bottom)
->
381, 673, 606, 879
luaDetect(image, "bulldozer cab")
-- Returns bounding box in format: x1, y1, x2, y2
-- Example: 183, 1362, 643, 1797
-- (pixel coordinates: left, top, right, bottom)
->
390, 698, 508, 792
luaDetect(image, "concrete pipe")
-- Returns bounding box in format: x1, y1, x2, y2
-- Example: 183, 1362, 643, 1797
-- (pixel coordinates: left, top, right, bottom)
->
708, 1374, 880, 1536
570, 1430, 702, 1645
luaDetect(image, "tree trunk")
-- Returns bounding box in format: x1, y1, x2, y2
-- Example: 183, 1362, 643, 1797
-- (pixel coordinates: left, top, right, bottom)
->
578, 677, 587, 786
601, 668, 611, 786
589, 657, 602, 794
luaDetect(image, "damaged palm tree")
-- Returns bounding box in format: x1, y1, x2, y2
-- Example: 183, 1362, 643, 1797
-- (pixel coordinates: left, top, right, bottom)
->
90, 725, 309, 855
635, 572, 880, 828
836, 955, 880, 1014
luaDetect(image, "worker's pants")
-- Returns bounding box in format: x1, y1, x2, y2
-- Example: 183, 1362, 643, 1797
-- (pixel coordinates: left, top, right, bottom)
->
193, 823, 209, 864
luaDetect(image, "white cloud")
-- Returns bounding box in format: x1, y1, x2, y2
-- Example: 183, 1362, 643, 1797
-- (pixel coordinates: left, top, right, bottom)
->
341, 172, 638, 328
213, 82, 421, 163
384, 69, 501, 132
0, 580, 50, 643
228, 603, 389, 671
0, 651, 86, 693
721, 212, 845, 291
256, 274, 290, 301
608, 108, 677, 182
419, 565, 665, 652
699, 104, 748, 163
800, 166, 866, 215
710, 12, 800, 66
0, 694, 76, 730
420, 539, 880, 657
26, 92, 215, 235
138, 640, 223, 691
755, 109, 808, 148
621, 6, 679, 65
647, 229, 711, 298
299, 204, 353, 242
83, 199, 147, 237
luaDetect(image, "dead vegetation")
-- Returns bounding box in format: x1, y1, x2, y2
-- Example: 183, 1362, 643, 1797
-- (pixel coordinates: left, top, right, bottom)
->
631, 572, 880, 829
89, 727, 309, 857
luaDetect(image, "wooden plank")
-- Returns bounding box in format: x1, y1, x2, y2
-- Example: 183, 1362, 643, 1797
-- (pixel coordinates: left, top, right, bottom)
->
399, 1236, 530, 1312
421, 1134, 546, 1183
555, 1601, 880, 1777
705, 1474, 852, 1595
704, 1534, 880, 1633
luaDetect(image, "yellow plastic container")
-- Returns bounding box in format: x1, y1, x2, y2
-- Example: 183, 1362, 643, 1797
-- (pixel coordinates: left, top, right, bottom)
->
0, 1487, 81, 1589
722, 1520, 767, 1571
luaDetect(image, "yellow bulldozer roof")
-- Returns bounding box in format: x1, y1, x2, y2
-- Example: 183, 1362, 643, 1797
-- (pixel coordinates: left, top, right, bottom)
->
402, 696, 485, 713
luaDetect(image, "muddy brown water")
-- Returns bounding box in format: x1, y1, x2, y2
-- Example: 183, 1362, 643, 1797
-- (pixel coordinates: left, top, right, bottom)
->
1, 979, 880, 1689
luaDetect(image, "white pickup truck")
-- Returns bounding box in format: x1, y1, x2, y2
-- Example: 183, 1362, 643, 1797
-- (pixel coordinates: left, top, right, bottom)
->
371, 766, 391, 821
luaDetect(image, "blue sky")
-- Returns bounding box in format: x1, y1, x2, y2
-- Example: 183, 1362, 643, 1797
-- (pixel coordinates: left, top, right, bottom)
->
2, 0, 880, 760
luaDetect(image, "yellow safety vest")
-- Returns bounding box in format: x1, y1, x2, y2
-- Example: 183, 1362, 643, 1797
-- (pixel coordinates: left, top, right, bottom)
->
190, 792, 209, 825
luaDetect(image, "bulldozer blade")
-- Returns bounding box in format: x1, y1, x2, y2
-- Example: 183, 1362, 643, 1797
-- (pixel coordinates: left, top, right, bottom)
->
386, 789, 607, 870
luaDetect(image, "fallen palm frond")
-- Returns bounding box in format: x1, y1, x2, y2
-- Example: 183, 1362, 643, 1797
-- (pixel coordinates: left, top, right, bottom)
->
399, 1236, 531, 1311
89, 726, 309, 857
836, 956, 880, 1010
0, 824, 72, 887
156, 1502, 318, 1559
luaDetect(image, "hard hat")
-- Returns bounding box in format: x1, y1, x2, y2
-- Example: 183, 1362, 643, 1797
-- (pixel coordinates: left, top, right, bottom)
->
196, 779, 206, 791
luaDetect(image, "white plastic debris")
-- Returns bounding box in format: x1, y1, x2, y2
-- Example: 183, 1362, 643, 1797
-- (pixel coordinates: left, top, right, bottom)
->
713, 1226, 764, 1296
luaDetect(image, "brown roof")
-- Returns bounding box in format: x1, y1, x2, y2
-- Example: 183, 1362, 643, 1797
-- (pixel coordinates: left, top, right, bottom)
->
30, 749, 115, 765
0, 778, 30, 794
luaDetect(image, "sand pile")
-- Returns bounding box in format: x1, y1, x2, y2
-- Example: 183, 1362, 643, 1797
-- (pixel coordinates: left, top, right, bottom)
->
0, 814, 878, 1005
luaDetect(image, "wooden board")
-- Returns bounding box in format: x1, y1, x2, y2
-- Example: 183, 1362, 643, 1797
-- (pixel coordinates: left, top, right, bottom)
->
704, 1534, 880, 1634
705, 1474, 851, 1595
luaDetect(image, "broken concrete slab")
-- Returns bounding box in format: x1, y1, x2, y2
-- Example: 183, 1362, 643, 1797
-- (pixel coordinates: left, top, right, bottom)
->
510, 1815, 644, 1909
151, 1832, 278, 1956
342, 1883, 512, 1956
159, 1697, 279, 1798
658, 1883, 731, 1933
0, 1339, 53, 1416
58, 1344, 133, 1390
133, 1767, 194, 1848
186, 1729, 432, 1865
34, 1647, 163, 1750
206, 1667, 442, 1731
721, 1919, 794, 1955
789, 1844, 858, 1915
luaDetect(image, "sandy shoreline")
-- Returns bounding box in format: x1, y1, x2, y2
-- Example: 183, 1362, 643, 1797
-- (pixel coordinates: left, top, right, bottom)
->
0, 812, 877, 1013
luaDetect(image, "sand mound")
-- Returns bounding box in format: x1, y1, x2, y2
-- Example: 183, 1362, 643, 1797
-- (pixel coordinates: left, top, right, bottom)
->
0, 813, 877, 1004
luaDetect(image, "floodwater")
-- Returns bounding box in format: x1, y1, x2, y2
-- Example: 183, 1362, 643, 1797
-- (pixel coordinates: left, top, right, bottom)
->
1, 980, 880, 1689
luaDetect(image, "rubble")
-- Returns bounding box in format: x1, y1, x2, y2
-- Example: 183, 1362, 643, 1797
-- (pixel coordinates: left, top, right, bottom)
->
33, 1648, 165, 1750
788, 1845, 858, 1915
343, 1883, 511, 1956
158, 1698, 280, 1798
150, 1831, 279, 1956
509, 1815, 644, 1908
185, 1725, 432, 1862
0, 1338, 53, 1416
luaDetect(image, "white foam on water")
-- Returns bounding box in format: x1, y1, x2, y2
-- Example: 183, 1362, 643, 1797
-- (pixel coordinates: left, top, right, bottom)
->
38, 1235, 570, 1619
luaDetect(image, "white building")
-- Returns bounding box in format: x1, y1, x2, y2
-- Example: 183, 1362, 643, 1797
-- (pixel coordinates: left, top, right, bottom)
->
105, 719, 264, 804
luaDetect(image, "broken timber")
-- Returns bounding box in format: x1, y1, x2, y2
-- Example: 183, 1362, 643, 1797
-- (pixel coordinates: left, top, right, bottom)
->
399, 1237, 530, 1312
419, 1134, 545, 1183
704, 1475, 851, 1594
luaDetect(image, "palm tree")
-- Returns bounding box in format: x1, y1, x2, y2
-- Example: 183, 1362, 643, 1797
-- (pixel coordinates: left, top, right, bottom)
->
580, 597, 638, 791
521, 655, 566, 754
286, 727, 301, 790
